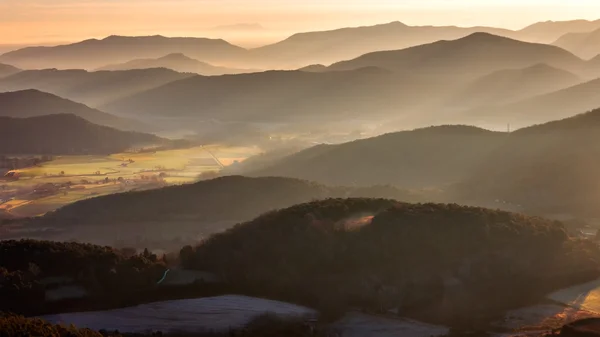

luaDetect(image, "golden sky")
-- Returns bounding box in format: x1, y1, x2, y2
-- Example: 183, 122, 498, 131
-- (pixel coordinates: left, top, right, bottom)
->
1, 0, 600, 47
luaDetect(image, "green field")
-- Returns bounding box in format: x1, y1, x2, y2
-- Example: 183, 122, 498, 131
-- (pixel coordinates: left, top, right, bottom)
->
0, 145, 261, 217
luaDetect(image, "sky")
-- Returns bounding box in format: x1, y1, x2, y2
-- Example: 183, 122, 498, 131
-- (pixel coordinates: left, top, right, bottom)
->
1, 0, 600, 47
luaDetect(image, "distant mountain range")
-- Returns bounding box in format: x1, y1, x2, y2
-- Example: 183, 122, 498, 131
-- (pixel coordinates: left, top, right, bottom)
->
98, 33, 591, 129
553, 28, 600, 60
0, 68, 193, 107
0, 114, 164, 155
0, 89, 153, 132
0, 63, 20, 78
96, 53, 257, 76
3, 19, 600, 70
0, 35, 246, 70
328, 33, 586, 80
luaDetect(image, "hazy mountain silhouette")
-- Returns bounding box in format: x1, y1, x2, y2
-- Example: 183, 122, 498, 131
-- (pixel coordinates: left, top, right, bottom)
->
328, 33, 585, 80
458, 78, 600, 130
297, 64, 328, 72
0, 89, 154, 132
0, 35, 247, 70
0, 63, 20, 78
249, 21, 515, 68
446, 63, 582, 109
459, 107, 600, 216
516, 19, 600, 43
100, 68, 439, 125
0, 114, 164, 155
0, 68, 193, 107
249, 125, 506, 188
553, 28, 600, 60
96, 53, 256, 75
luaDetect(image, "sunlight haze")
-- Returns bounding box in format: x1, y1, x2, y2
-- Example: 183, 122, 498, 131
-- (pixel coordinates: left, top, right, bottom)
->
1, 0, 600, 46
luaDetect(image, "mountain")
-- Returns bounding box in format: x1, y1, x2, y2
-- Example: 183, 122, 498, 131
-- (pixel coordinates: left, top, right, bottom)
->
553, 28, 600, 60
445, 63, 582, 109
183, 198, 598, 321
0, 114, 164, 155
0, 63, 20, 78
458, 107, 600, 217
0, 89, 153, 132
457, 78, 600, 130
249, 21, 514, 68
96, 53, 256, 76
100, 68, 441, 126
516, 19, 600, 43
328, 33, 585, 80
0, 68, 193, 107
248, 125, 506, 188
0, 35, 247, 70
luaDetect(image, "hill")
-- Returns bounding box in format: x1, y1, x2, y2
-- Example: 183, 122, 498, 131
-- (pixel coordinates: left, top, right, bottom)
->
328, 33, 585, 81
30, 176, 421, 248
457, 78, 600, 130
249, 21, 514, 68
0, 89, 152, 132
249, 125, 506, 188
445, 63, 582, 109
457, 107, 600, 217
553, 28, 600, 60
0, 63, 19, 78
516, 19, 600, 43
100, 68, 437, 125
96, 53, 255, 76
183, 199, 599, 322
0, 68, 193, 107
0, 114, 165, 155
0, 35, 247, 70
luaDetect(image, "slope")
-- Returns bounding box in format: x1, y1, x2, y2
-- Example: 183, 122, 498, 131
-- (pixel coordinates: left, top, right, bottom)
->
37, 176, 419, 227
553, 28, 600, 60
0, 89, 153, 132
0, 114, 165, 155
96, 53, 256, 76
249, 21, 515, 68
328, 33, 585, 80
446, 63, 582, 109
456, 78, 600, 130
457, 107, 600, 216
249, 125, 506, 188
100, 68, 441, 125
0, 35, 247, 70
0, 63, 20, 78
0, 68, 193, 107
515, 19, 600, 43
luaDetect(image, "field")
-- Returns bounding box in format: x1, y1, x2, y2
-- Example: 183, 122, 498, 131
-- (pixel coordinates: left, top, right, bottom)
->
0, 145, 260, 217
41, 295, 317, 334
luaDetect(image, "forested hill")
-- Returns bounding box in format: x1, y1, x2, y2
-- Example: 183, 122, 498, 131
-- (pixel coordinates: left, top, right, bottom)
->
38, 176, 421, 226
0, 114, 165, 155
182, 198, 600, 323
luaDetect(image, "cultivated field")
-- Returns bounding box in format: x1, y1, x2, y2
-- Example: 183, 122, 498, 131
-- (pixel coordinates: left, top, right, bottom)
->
0, 145, 260, 217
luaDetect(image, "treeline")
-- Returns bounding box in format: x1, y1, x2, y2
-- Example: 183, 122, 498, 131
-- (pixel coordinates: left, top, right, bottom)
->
0, 155, 54, 170
0, 313, 333, 337
0, 239, 166, 315
37, 176, 422, 226
181, 198, 600, 325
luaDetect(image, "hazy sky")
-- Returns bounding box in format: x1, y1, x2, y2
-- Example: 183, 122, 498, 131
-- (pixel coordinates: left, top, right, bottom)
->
1, 0, 600, 47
